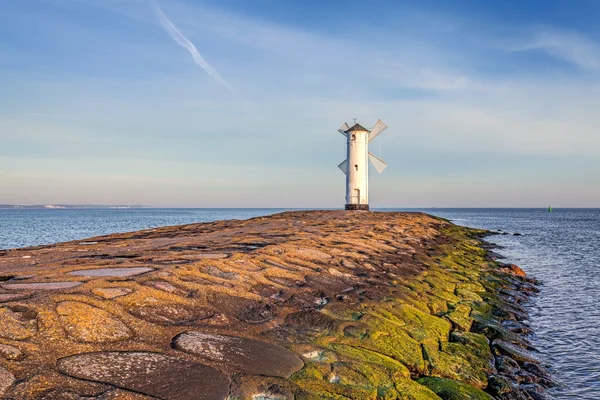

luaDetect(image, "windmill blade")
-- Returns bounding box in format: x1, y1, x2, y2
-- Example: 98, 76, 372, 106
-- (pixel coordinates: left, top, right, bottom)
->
368, 152, 387, 173
338, 159, 348, 174
338, 122, 350, 136
368, 119, 387, 143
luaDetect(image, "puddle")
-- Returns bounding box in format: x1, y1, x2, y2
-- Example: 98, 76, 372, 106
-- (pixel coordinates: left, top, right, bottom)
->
1, 282, 82, 290
68, 267, 153, 277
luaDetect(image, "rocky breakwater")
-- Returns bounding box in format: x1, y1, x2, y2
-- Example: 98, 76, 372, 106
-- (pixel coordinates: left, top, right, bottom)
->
0, 210, 550, 399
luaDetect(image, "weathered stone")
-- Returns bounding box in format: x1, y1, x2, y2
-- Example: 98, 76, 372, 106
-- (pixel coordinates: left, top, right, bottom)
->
144, 280, 190, 297
492, 339, 541, 364
0, 306, 37, 340
172, 332, 304, 378
0, 293, 32, 303
0, 343, 24, 360
1, 281, 82, 290
56, 301, 133, 343
0, 366, 14, 396
57, 351, 230, 400
209, 293, 275, 324
92, 287, 133, 299
129, 304, 214, 325
69, 267, 153, 277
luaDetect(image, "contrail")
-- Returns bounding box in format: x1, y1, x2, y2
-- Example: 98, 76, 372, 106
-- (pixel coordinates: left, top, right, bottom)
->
152, 2, 234, 92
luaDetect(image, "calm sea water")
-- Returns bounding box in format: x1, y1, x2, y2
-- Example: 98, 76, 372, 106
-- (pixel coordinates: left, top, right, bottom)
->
0, 207, 597, 398
416, 208, 600, 400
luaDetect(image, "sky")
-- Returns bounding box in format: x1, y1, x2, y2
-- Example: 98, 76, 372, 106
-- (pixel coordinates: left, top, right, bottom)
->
1, 0, 599, 208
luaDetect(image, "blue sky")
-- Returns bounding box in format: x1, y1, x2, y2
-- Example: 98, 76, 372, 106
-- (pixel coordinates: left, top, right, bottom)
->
1, 0, 599, 207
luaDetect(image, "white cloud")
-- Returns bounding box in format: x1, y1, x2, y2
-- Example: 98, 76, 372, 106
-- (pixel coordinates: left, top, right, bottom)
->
505, 27, 600, 70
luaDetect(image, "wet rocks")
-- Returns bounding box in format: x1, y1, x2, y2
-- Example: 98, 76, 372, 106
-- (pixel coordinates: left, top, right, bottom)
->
172, 332, 304, 378
492, 339, 541, 364
57, 351, 230, 400
56, 301, 133, 343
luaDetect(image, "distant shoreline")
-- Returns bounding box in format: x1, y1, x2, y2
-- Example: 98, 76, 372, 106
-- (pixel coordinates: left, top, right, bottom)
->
0, 205, 147, 209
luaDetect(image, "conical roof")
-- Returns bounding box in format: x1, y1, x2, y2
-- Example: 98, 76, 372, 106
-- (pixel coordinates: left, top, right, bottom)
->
345, 123, 370, 132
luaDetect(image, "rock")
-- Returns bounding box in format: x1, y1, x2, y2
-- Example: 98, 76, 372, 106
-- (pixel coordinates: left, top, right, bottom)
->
209, 293, 275, 324
0, 306, 38, 340
492, 339, 541, 364
129, 304, 214, 325
416, 377, 494, 400
57, 351, 230, 400
0, 367, 14, 397
69, 267, 153, 277
0, 343, 24, 360
172, 332, 304, 378
144, 280, 190, 297
520, 383, 551, 400
522, 362, 555, 387
284, 310, 336, 331
304, 275, 354, 294
488, 375, 522, 398
284, 292, 329, 309
56, 301, 133, 343
495, 355, 520, 375
92, 287, 133, 299
503, 264, 527, 278
201, 265, 239, 280
0, 293, 32, 303
1, 281, 82, 290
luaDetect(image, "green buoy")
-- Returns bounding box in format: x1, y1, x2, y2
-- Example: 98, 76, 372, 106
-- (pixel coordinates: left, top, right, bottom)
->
548, 206, 553, 212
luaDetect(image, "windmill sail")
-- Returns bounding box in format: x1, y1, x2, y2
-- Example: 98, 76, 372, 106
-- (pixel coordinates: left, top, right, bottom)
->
338, 122, 350, 136
368, 152, 387, 173
368, 119, 387, 143
338, 159, 348, 174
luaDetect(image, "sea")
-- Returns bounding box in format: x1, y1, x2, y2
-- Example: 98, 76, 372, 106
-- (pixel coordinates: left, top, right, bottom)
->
0, 207, 598, 399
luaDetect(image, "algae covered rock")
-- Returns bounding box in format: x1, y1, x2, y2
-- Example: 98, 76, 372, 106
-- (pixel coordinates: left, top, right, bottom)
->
417, 377, 494, 400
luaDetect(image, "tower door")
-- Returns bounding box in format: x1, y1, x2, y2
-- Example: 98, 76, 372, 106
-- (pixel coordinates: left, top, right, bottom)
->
352, 189, 360, 204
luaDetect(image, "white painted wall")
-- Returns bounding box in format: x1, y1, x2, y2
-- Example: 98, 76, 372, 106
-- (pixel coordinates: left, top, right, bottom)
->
345, 128, 369, 206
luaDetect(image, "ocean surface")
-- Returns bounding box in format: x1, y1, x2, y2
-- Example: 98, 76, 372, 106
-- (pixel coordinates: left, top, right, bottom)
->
0, 207, 598, 399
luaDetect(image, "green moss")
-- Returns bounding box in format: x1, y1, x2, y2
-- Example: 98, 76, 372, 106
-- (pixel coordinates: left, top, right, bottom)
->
394, 379, 442, 400
416, 377, 494, 400
447, 303, 473, 331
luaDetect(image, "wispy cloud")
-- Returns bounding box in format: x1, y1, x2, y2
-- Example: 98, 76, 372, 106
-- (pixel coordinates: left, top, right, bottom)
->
506, 28, 600, 70
152, 1, 234, 92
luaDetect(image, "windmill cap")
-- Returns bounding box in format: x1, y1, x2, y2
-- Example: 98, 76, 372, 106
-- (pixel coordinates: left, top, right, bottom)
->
345, 123, 370, 132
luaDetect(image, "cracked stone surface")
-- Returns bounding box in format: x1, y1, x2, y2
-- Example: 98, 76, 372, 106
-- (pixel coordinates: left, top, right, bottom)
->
57, 351, 229, 400
0, 210, 535, 399
172, 332, 304, 378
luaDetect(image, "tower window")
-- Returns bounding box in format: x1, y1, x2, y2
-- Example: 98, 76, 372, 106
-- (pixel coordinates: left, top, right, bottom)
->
355, 164, 358, 171
351, 134, 356, 141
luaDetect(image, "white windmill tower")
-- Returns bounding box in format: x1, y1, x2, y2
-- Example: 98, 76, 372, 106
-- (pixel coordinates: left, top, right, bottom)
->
337, 119, 388, 210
